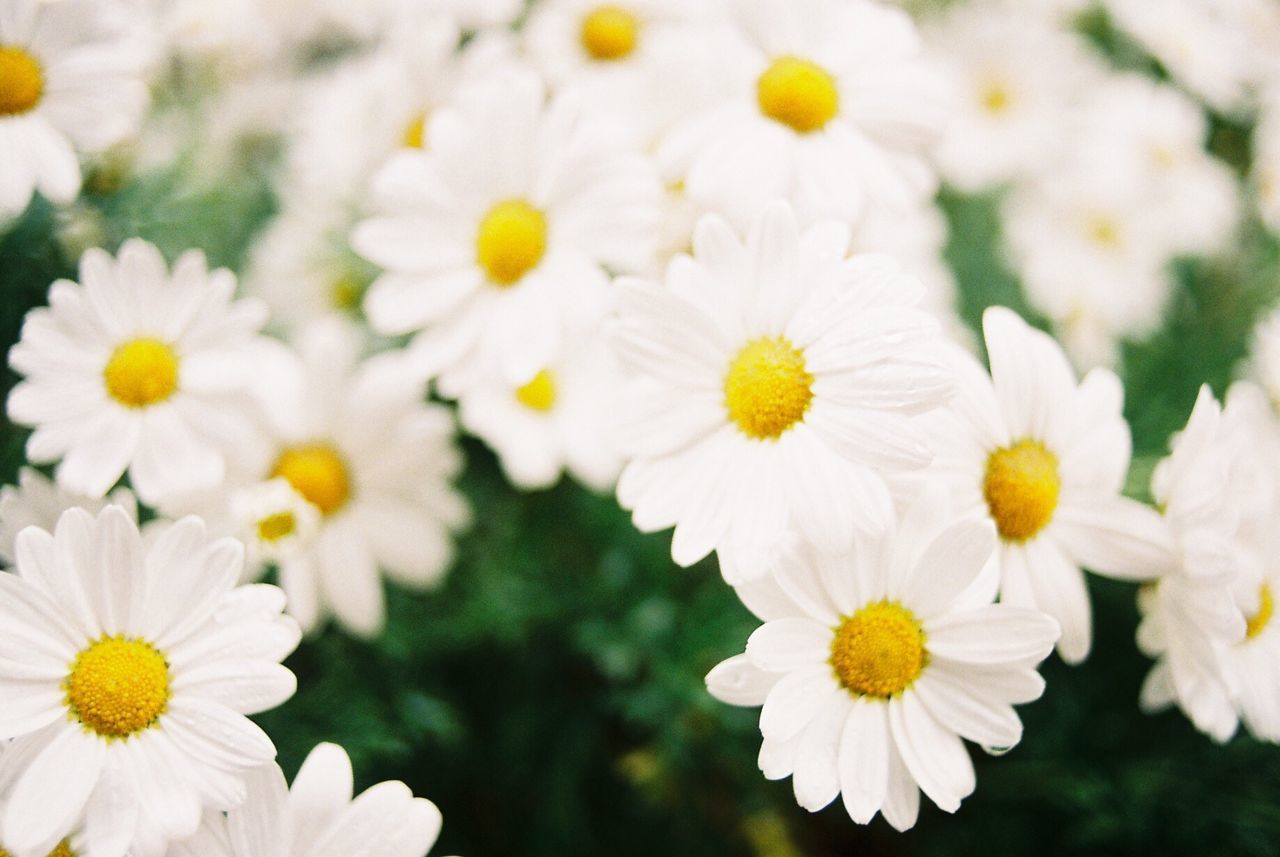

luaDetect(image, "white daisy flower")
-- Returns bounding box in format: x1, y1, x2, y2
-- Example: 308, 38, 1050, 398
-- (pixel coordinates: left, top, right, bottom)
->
352, 68, 662, 394
0, 467, 136, 565
7, 239, 272, 505
657, 0, 946, 224
612, 203, 952, 583
0, 505, 301, 857
706, 492, 1059, 830
459, 326, 624, 493
161, 321, 471, 638
921, 307, 1173, 664
227, 478, 322, 570
924, 1, 1103, 192
1137, 387, 1246, 742
0, 0, 150, 217
166, 743, 442, 857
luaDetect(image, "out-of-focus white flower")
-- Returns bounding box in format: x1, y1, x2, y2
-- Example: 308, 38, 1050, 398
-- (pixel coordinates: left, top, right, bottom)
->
920, 308, 1172, 664
1255, 94, 1280, 234
612, 203, 952, 582
353, 68, 661, 394
706, 492, 1058, 829
167, 743, 442, 857
657, 0, 946, 224
1138, 387, 1246, 742
160, 321, 471, 639
459, 326, 625, 493
0, 506, 300, 857
7, 240, 272, 505
0, 467, 136, 565
925, 1, 1102, 191
0, 0, 150, 217
228, 477, 322, 569
1246, 306, 1280, 406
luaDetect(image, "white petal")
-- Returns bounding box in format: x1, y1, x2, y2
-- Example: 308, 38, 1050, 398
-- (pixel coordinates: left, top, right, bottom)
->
838, 699, 889, 824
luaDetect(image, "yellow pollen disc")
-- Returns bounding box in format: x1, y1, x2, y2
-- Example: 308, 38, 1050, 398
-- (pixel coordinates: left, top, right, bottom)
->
331, 275, 364, 311
257, 511, 298, 543
516, 370, 557, 412
65, 636, 171, 739
271, 444, 352, 517
476, 200, 548, 287
1086, 215, 1122, 249
1246, 584, 1274, 640
402, 113, 428, 149
979, 79, 1013, 115
830, 602, 927, 698
724, 336, 814, 440
0, 46, 44, 116
983, 439, 1061, 542
103, 338, 180, 409
0, 840, 78, 857
580, 6, 640, 61
757, 56, 839, 134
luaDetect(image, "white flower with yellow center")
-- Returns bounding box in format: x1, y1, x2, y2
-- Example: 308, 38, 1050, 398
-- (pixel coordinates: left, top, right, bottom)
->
612, 203, 952, 582
166, 743, 442, 857
1137, 387, 1247, 742
7, 239, 271, 506
924, 1, 1104, 192
656, 0, 946, 224
0, 0, 148, 216
459, 329, 625, 493
922, 308, 1173, 664
353, 68, 662, 394
160, 321, 471, 638
706, 493, 1059, 829
0, 506, 301, 857
0, 467, 136, 565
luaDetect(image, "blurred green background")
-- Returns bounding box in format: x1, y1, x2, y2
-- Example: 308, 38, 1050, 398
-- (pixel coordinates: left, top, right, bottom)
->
3, 5, 1280, 855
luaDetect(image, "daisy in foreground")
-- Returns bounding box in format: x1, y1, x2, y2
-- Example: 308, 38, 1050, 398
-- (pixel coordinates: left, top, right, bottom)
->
0, 0, 149, 216
7, 239, 271, 505
921, 307, 1173, 663
0, 506, 301, 857
612, 203, 952, 582
167, 743, 443, 857
706, 494, 1059, 829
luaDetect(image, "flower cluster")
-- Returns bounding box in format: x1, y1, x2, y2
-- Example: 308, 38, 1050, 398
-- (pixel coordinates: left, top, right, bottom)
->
0, 0, 1278, 851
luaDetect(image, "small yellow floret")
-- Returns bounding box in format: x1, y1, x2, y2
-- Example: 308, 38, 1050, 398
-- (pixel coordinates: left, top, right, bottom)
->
402, 113, 428, 150
983, 439, 1061, 542
516, 370, 557, 412
724, 337, 814, 440
979, 79, 1013, 115
65, 636, 170, 739
580, 6, 640, 61
103, 339, 180, 408
757, 57, 839, 134
476, 200, 548, 286
1086, 214, 1123, 249
1247, 584, 1274, 640
831, 602, 927, 698
0, 46, 43, 116
271, 444, 352, 517
257, 511, 298, 543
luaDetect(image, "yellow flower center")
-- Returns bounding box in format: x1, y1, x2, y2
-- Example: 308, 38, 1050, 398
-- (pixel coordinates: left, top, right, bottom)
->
580, 6, 640, 61
330, 275, 364, 311
402, 113, 428, 149
983, 439, 1061, 542
1086, 214, 1122, 249
271, 444, 351, 517
1246, 584, 1274, 640
0, 46, 44, 116
0, 839, 77, 857
476, 200, 548, 286
103, 339, 180, 409
516, 370, 557, 412
757, 56, 839, 134
830, 602, 927, 698
724, 336, 814, 440
979, 78, 1013, 115
65, 636, 171, 739
257, 510, 298, 543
